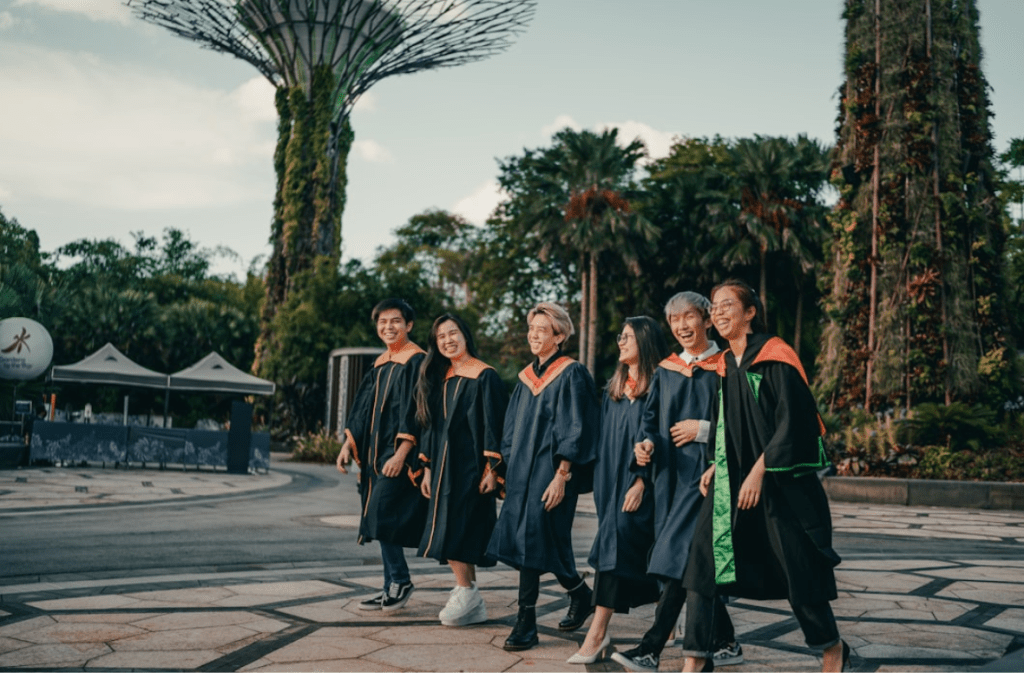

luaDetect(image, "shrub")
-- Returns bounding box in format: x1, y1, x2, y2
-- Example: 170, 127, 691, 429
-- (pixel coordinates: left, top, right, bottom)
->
290, 429, 344, 463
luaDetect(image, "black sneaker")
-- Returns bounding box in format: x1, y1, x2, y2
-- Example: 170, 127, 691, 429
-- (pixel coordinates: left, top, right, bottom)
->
713, 641, 743, 667
381, 581, 414, 611
357, 591, 384, 611
610, 646, 659, 672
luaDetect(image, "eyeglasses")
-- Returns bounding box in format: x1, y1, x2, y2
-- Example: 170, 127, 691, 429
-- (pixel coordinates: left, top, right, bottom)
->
710, 299, 739, 314
616, 332, 634, 344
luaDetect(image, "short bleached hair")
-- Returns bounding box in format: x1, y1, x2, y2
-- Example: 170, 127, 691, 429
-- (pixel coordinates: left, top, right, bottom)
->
664, 291, 711, 320
528, 302, 575, 339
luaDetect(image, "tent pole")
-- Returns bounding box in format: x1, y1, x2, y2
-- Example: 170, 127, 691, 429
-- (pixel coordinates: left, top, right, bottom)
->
163, 390, 170, 428
123, 395, 128, 426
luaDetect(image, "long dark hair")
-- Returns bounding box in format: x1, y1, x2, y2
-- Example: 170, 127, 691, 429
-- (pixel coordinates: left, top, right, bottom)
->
415, 313, 479, 426
711, 279, 768, 334
607, 316, 670, 402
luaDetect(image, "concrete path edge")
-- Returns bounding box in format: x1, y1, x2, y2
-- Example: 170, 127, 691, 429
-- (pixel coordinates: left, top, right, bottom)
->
823, 475, 1024, 510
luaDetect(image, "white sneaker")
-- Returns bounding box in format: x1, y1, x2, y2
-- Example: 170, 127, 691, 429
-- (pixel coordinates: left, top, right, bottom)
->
439, 585, 466, 621
440, 583, 487, 626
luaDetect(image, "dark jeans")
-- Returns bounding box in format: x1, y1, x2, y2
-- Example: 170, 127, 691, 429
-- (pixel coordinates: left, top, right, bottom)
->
640, 579, 734, 656
682, 591, 839, 657
380, 541, 410, 590
518, 568, 585, 607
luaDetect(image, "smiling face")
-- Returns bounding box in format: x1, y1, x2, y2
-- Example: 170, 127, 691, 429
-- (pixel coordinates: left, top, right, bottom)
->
667, 305, 711, 356
527, 313, 563, 360
376, 308, 412, 347
617, 324, 639, 366
436, 319, 468, 364
711, 286, 756, 342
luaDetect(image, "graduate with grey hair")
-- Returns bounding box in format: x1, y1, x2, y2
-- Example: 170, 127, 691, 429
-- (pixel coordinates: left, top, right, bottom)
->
611, 292, 740, 673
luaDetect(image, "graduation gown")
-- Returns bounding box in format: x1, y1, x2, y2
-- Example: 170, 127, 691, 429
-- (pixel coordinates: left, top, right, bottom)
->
587, 385, 656, 583
418, 357, 508, 566
487, 357, 600, 577
634, 351, 721, 580
682, 333, 840, 606
344, 341, 428, 548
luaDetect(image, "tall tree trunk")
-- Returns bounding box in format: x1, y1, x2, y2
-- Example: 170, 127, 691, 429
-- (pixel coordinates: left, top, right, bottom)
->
794, 284, 803, 357
587, 252, 598, 375
759, 247, 768, 325
865, 0, 881, 412
926, 0, 952, 406
579, 254, 589, 368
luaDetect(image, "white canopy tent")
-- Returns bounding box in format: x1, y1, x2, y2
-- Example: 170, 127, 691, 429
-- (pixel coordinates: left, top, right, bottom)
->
168, 352, 275, 396
50, 343, 168, 389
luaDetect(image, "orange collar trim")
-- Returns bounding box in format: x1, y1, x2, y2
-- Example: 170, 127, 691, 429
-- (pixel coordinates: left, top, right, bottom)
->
518, 356, 574, 396
374, 341, 425, 367
659, 351, 723, 378
750, 336, 809, 385
445, 357, 494, 381
624, 376, 638, 401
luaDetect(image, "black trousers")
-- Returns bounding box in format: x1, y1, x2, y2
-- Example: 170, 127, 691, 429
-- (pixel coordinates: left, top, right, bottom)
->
640, 578, 735, 656
682, 590, 839, 657
518, 568, 585, 607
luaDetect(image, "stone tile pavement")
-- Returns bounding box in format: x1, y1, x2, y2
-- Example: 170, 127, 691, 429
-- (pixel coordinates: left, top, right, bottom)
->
1, 470, 1023, 671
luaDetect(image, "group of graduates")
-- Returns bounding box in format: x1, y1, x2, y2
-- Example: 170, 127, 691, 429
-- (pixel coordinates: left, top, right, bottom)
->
336, 279, 849, 673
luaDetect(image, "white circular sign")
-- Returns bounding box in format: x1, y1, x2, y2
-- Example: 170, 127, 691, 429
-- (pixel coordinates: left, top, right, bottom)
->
0, 317, 54, 380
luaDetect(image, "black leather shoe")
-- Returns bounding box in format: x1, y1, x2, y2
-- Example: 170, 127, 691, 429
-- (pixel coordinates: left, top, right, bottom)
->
503, 606, 538, 651
558, 583, 594, 631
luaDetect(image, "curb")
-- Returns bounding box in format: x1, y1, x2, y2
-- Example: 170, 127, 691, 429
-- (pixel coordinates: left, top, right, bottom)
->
823, 476, 1024, 510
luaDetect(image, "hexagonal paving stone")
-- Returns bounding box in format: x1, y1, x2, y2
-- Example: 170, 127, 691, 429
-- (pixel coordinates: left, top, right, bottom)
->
110, 624, 259, 652
366, 642, 520, 671
0, 641, 111, 668
16, 621, 146, 645
85, 648, 222, 669
264, 633, 386, 662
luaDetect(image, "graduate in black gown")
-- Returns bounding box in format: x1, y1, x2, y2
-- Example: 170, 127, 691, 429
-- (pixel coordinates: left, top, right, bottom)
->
568, 317, 666, 665
680, 280, 847, 673
611, 292, 739, 673
487, 302, 600, 652
336, 299, 427, 612
415, 313, 508, 627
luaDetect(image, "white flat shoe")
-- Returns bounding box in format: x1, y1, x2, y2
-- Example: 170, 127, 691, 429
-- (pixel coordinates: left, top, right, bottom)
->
567, 634, 611, 664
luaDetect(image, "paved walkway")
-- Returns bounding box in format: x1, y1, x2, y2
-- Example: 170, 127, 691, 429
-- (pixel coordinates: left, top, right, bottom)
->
1, 462, 1023, 671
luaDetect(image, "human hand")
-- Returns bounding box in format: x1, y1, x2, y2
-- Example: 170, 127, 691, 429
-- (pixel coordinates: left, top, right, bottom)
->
336, 442, 352, 474
479, 469, 498, 494
541, 474, 566, 511
420, 467, 432, 498
622, 479, 645, 512
670, 419, 700, 447
699, 464, 716, 497
737, 464, 765, 510
634, 439, 654, 466
381, 454, 404, 478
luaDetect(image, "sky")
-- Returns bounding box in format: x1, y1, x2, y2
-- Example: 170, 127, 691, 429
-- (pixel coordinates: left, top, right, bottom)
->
1, 0, 1022, 279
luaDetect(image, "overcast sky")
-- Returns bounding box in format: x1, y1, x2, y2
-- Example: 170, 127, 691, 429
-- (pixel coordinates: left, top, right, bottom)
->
1, 0, 1021, 278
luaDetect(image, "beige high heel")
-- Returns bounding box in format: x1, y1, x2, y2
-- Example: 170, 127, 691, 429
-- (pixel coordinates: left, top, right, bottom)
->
566, 634, 611, 664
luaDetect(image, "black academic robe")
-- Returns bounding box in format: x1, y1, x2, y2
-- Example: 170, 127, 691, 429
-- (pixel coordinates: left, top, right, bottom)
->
344, 341, 428, 548
634, 352, 720, 580
418, 358, 508, 566
487, 357, 599, 577
588, 387, 656, 583
682, 333, 840, 606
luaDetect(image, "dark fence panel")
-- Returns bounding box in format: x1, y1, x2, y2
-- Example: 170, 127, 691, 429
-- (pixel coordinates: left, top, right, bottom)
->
30, 422, 128, 464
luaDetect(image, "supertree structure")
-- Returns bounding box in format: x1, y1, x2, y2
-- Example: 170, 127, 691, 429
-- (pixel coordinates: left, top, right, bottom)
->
815, 0, 1015, 413
126, 0, 535, 386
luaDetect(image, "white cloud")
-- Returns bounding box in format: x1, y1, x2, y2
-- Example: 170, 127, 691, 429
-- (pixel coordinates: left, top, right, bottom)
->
451, 180, 504, 225
0, 11, 18, 29
12, 0, 132, 25
0, 44, 276, 210
598, 120, 677, 161
541, 114, 580, 139
352, 91, 378, 113
352, 139, 392, 163
230, 76, 277, 124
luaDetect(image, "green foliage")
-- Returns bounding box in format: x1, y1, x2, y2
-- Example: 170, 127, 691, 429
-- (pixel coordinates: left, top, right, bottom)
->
902, 402, 1002, 453
916, 444, 1024, 481
290, 428, 344, 464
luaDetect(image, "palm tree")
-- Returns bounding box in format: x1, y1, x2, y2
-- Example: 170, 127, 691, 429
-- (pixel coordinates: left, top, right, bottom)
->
521, 128, 655, 373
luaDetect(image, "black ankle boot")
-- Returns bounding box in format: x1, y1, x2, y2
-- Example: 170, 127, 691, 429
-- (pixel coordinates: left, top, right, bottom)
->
558, 582, 594, 631
503, 605, 538, 651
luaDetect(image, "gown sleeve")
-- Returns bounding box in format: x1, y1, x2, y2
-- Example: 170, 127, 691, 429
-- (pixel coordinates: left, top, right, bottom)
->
343, 368, 376, 468
476, 369, 510, 483
551, 364, 600, 493
760, 362, 829, 473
